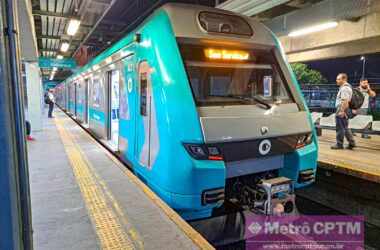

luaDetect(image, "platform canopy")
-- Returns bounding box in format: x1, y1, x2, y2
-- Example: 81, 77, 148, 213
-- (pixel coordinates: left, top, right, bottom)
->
31, 0, 223, 80
31, 0, 334, 81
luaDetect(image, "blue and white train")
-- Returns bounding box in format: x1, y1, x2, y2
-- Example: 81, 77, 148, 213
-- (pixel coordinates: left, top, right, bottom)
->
55, 3, 318, 220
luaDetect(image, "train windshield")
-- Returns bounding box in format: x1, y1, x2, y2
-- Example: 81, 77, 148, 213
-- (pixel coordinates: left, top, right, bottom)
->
180, 45, 293, 107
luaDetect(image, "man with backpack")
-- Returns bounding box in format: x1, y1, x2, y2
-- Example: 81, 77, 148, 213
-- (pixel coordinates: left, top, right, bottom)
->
45, 89, 55, 118
331, 73, 356, 150
356, 79, 376, 139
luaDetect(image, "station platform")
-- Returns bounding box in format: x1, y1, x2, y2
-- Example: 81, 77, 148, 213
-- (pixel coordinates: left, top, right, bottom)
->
296, 129, 380, 228
318, 130, 380, 183
28, 109, 212, 250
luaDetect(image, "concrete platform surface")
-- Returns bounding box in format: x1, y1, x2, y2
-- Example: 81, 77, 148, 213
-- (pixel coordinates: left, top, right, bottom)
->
28, 109, 213, 250
318, 129, 380, 183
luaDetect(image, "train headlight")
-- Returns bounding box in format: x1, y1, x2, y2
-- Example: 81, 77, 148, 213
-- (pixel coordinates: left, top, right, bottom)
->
189, 145, 207, 158
295, 133, 313, 149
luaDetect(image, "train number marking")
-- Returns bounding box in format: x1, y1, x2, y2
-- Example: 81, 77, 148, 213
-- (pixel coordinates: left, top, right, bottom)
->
127, 78, 133, 93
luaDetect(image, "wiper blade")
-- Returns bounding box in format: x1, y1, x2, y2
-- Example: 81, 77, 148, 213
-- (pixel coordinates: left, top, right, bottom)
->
208, 94, 272, 110
251, 96, 272, 110
228, 95, 272, 110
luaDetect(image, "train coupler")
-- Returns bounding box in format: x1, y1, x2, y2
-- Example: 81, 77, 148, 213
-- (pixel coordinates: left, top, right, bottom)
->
251, 177, 295, 215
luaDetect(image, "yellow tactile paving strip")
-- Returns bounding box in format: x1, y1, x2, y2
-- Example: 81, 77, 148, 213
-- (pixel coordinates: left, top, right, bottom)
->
86, 132, 215, 250
55, 117, 139, 250
57, 108, 215, 250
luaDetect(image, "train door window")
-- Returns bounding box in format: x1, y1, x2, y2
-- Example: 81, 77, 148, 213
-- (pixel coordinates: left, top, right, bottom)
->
108, 70, 120, 147
92, 78, 101, 108
84, 79, 90, 124
74, 82, 78, 116
140, 72, 148, 116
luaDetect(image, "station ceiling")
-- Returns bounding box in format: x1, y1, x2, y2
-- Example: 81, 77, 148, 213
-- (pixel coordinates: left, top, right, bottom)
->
31, 0, 323, 80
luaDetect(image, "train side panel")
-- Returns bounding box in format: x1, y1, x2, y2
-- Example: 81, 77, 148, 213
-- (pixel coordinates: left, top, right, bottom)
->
124, 10, 225, 219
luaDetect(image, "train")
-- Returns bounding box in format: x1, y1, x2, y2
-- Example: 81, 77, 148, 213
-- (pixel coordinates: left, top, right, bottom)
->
54, 3, 318, 220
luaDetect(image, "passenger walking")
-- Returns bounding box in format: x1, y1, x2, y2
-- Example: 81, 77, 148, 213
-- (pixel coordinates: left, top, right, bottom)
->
46, 89, 55, 118
331, 73, 356, 150
356, 79, 376, 139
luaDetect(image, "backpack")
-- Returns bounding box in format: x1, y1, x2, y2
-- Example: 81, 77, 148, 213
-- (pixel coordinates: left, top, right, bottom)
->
44, 93, 51, 104
349, 87, 365, 110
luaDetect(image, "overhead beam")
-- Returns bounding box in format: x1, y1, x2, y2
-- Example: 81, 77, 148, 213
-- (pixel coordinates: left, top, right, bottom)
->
38, 35, 60, 40
217, 0, 289, 16
39, 49, 59, 53
32, 10, 77, 19
38, 34, 82, 41
279, 11, 380, 62
286, 36, 380, 63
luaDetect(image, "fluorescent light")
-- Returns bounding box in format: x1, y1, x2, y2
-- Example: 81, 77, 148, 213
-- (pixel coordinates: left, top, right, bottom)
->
105, 57, 112, 64
57, 55, 63, 59
52, 67, 58, 71
60, 42, 70, 52
288, 21, 338, 37
67, 19, 81, 36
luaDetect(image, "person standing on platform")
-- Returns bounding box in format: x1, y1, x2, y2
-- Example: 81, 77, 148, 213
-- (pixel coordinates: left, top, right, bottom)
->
25, 120, 35, 141
356, 79, 376, 139
331, 73, 356, 150
47, 89, 55, 118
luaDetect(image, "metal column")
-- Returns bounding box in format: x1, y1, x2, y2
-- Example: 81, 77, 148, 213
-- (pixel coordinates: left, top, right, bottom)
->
0, 0, 33, 249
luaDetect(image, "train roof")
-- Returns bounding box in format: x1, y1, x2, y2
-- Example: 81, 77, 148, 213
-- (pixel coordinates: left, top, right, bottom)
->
63, 3, 278, 84
162, 3, 276, 46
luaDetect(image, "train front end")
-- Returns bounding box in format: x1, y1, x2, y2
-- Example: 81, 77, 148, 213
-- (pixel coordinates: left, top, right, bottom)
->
161, 4, 317, 220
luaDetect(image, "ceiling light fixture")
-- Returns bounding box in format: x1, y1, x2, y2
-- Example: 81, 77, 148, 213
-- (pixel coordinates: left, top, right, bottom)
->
288, 21, 338, 37
67, 19, 81, 36
57, 55, 63, 59
60, 42, 70, 52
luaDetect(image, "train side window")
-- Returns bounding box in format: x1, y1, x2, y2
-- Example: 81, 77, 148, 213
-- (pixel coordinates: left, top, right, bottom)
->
140, 72, 147, 116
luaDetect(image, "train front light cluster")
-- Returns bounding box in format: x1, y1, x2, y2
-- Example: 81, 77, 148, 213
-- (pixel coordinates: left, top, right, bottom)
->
204, 48, 249, 61
184, 144, 223, 161
295, 133, 313, 149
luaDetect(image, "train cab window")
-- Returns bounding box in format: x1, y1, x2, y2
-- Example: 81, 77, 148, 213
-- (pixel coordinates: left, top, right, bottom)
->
181, 45, 294, 107
186, 62, 292, 106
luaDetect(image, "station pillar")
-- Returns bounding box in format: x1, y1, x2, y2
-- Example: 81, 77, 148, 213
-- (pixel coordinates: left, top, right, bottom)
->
24, 61, 43, 131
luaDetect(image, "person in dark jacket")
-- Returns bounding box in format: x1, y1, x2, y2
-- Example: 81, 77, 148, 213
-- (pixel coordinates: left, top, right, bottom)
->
47, 89, 55, 118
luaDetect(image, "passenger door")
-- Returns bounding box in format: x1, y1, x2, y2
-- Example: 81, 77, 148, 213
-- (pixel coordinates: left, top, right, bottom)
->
135, 61, 155, 168
119, 54, 137, 161
106, 69, 120, 148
